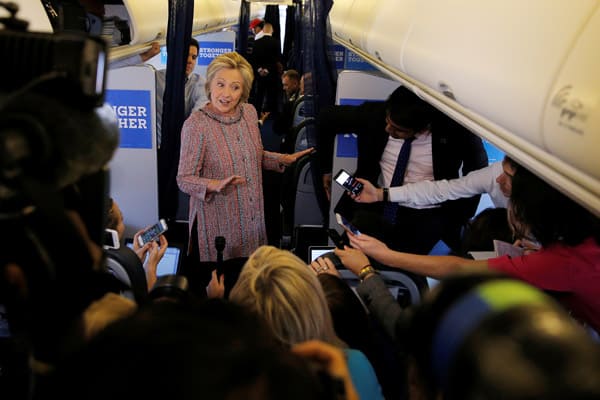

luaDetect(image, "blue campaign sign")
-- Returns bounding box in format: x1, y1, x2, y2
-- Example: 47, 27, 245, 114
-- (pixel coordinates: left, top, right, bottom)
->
339, 98, 369, 106
329, 44, 345, 70
106, 90, 153, 149
197, 41, 234, 65
483, 140, 505, 163
344, 49, 377, 71
336, 134, 358, 158
159, 47, 168, 65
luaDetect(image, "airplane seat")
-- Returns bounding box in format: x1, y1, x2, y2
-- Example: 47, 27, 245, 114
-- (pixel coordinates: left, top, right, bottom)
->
104, 247, 148, 304
291, 94, 307, 128
323, 251, 424, 307
292, 225, 328, 263
293, 118, 316, 152
280, 153, 323, 250
281, 117, 315, 154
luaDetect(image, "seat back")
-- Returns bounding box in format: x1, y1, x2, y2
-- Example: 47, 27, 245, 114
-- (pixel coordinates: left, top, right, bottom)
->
105, 247, 148, 303
291, 95, 306, 127
337, 268, 423, 307
293, 158, 322, 227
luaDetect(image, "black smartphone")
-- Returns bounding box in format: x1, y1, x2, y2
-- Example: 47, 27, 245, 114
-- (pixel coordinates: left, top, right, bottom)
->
333, 169, 363, 196
327, 228, 345, 249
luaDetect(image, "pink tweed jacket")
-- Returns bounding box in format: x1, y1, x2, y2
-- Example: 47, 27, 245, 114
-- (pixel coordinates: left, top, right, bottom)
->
177, 103, 284, 261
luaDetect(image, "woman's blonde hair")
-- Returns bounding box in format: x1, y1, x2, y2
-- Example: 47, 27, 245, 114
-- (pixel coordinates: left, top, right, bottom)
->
205, 51, 254, 104
229, 246, 344, 347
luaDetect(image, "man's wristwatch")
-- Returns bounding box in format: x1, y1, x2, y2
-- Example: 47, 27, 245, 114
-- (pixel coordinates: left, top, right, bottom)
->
382, 187, 389, 202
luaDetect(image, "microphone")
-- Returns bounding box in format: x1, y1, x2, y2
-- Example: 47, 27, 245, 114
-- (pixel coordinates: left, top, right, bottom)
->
215, 236, 225, 276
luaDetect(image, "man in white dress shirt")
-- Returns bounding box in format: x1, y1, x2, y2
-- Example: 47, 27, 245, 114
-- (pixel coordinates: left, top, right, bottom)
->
351, 156, 517, 209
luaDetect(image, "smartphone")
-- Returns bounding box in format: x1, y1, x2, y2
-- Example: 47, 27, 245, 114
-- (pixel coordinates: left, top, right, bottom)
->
138, 219, 168, 246
335, 213, 361, 236
103, 229, 120, 250
327, 228, 345, 249
333, 169, 363, 196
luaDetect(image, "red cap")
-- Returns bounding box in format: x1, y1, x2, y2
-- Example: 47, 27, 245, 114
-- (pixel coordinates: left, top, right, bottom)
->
249, 18, 263, 30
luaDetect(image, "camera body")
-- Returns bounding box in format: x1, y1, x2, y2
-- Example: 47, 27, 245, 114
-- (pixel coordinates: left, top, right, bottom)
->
0, 28, 107, 108
0, 4, 120, 375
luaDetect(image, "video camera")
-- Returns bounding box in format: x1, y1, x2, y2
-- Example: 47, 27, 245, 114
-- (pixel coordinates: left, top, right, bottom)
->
0, 2, 120, 376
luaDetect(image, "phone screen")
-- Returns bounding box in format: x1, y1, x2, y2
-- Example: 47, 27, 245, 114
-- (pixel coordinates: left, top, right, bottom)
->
334, 169, 363, 196
140, 220, 168, 245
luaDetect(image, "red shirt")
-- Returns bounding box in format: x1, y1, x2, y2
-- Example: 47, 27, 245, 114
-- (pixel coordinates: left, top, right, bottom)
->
488, 237, 600, 332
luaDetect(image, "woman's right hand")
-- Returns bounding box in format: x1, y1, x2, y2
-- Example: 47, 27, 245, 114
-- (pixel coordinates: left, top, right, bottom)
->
347, 231, 390, 260
208, 175, 245, 194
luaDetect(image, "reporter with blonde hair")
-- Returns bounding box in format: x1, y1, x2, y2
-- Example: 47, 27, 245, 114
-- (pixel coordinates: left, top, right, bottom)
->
228, 245, 384, 400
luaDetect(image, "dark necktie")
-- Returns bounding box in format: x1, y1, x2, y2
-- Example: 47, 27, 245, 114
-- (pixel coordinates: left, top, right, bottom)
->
383, 137, 414, 222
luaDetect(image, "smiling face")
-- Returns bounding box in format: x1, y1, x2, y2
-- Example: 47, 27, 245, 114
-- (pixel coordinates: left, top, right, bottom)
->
209, 68, 244, 115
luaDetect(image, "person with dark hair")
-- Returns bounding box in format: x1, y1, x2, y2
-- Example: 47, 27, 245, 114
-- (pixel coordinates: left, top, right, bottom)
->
317, 85, 488, 255
335, 164, 600, 333
405, 275, 600, 400
52, 300, 358, 400
155, 37, 208, 147
271, 69, 303, 151
249, 22, 283, 116
460, 207, 513, 254
352, 155, 518, 210
316, 273, 406, 400
105, 197, 168, 291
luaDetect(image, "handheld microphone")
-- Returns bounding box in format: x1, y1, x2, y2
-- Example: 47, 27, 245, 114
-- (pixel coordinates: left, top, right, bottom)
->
215, 236, 226, 276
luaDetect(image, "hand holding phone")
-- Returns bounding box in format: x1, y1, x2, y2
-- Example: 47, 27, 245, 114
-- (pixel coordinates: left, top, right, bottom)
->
335, 213, 361, 236
333, 169, 364, 196
327, 228, 346, 249
137, 219, 168, 247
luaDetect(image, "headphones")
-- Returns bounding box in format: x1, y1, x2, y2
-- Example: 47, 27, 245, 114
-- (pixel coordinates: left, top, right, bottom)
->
431, 280, 550, 388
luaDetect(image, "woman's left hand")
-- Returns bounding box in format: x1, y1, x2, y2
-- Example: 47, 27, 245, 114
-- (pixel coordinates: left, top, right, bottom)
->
310, 256, 341, 277
279, 147, 315, 166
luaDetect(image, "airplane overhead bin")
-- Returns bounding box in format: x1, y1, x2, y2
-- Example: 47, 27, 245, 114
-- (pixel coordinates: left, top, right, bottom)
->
108, 0, 264, 62
329, 0, 600, 216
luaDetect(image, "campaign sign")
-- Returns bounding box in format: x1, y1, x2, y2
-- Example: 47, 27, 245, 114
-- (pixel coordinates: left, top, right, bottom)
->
197, 41, 235, 66
106, 89, 153, 149
159, 47, 168, 66
329, 44, 346, 70
484, 140, 505, 163
344, 49, 377, 71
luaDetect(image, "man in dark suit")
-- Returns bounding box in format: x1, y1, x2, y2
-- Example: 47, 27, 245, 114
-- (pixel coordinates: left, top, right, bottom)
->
317, 86, 488, 255
249, 22, 283, 116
